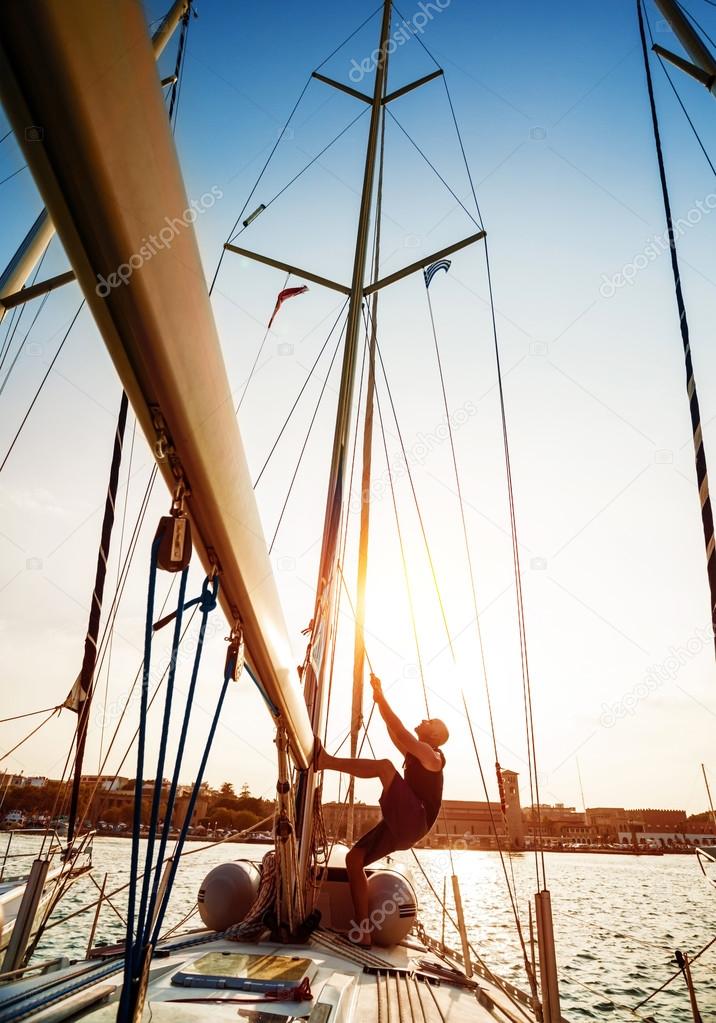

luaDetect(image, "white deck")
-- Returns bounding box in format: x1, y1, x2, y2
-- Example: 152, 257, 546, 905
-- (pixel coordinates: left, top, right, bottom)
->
0, 929, 537, 1023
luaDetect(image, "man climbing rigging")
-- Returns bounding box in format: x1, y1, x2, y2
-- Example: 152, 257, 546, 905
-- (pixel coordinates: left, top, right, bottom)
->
314, 673, 448, 946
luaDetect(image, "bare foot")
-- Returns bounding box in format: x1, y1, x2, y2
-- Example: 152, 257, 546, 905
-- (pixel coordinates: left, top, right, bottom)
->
313, 737, 326, 771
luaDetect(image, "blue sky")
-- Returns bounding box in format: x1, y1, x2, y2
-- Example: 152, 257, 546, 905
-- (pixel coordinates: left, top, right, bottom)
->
1, 0, 716, 816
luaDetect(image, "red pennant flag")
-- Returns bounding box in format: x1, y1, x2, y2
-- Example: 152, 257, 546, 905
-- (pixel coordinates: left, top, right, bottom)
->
268, 285, 308, 329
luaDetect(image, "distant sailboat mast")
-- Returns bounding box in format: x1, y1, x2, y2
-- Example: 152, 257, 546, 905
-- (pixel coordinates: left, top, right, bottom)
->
702, 763, 716, 831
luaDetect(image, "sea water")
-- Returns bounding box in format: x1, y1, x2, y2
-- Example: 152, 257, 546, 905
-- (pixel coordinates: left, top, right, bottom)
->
11, 836, 715, 1021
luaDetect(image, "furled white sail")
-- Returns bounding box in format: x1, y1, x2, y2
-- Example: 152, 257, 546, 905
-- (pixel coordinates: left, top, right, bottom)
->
0, 0, 313, 767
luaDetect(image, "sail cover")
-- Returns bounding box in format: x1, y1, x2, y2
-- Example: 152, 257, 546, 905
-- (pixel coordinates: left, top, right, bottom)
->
0, 0, 313, 767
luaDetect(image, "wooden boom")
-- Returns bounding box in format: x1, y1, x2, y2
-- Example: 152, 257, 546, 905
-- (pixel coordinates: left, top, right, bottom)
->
0, 0, 313, 768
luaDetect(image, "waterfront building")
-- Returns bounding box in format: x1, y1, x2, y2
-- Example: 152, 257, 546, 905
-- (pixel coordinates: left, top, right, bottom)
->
524, 804, 597, 845
587, 806, 715, 847
89, 781, 208, 828
80, 774, 129, 792
0, 773, 26, 788
323, 769, 525, 851
617, 829, 716, 848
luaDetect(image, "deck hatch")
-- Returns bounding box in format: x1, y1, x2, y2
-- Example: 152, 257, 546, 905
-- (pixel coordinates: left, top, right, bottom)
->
171, 952, 313, 993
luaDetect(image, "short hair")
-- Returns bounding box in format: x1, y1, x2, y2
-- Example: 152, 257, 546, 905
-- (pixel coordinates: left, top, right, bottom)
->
428, 719, 449, 747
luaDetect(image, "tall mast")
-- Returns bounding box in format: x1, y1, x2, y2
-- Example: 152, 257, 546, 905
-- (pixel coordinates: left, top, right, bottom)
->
219, 0, 485, 888
347, 107, 386, 845
297, 0, 394, 876
310, 0, 393, 631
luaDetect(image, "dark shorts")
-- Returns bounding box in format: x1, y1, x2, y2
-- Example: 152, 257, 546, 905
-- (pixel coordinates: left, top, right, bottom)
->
353, 774, 429, 866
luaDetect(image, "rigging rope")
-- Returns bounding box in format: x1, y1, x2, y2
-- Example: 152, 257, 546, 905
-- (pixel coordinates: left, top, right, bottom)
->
0, 165, 27, 188
676, 0, 716, 48
437, 69, 548, 890
61, 459, 163, 834
0, 301, 85, 476
0, 241, 51, 379
460, 691, 538, 1001
145, 575, 219, 949
98, 417, 136, 769
227, 109, 368, 412
314, 3, 384, 71
119, 528, 227, 1021
361, 310, 462, 874
632, 931, 716, 1011
486, 235, 546, 892
409, 853, 536, 1020
149, 621, 239, 950
638, 0, 716, 663
392, 3, 442, 70
372, 373, 429, 715
0, 705, 60, 725
324, 335, 369, 740
0, 708, 59, 763
268, 319, 347, 552
365, 307, 455, 660
253, 300, 348, 485
386, 110, 482, 230
237, 272, 289, 413
67, 390, 130, 844
423, 279, 498, 763
209, 76, 313, 295
166, 5, 190, 130
229, 109, 369, 249
120, 534, 165, 1019
0, 303, 22, 374
88, 467, 160, 681
132, 562, 191, 954
77, 590, 194, 835
643, 7, 716, 177
210, 4, 383, 293
421, 249, 534, 992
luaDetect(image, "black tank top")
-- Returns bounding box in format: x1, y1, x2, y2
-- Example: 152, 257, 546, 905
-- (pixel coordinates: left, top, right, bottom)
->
404, 750, 445, 828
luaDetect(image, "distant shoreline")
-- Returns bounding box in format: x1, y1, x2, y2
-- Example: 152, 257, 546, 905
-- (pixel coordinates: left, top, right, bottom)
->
3, 828, 710, 856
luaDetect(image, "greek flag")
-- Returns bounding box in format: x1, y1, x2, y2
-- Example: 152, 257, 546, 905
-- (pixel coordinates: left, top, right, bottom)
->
423, 259, 451, 288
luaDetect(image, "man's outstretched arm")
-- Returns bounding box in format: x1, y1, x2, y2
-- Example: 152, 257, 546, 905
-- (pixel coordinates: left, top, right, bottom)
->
370, 675, 442, 771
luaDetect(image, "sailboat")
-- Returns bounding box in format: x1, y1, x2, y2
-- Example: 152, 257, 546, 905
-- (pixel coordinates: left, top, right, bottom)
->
0, 2, 556, 1020
0, 829, 92, 964
0, 0, 714, 1021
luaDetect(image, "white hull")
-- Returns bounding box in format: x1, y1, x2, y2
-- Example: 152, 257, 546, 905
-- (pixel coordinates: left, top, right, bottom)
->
0, 864, 67, 954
